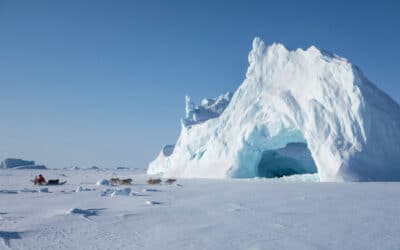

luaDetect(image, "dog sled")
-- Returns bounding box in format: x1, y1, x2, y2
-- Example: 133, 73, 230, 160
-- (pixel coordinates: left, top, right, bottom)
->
31, 179, 67, 186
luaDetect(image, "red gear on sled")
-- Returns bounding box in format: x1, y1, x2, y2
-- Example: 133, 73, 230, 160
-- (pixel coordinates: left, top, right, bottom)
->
35, 174, 46, 185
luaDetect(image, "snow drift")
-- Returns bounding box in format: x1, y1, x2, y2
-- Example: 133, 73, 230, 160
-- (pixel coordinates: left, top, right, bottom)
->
148, 38, 400, 181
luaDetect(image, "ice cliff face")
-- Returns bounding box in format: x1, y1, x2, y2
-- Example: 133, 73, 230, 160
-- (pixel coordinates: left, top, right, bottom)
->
148, 92, 233, 175
148, 38, 400, 181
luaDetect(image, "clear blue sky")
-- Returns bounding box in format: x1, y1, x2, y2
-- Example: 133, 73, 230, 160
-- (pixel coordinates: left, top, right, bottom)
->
0, 0, 399, 168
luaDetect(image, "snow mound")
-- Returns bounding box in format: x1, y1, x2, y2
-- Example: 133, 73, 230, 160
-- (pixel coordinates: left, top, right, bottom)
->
148, 38, 400, 181
116, 167, 129, 170
145, 200, 162, 205
76, 186, 92, 192
100, 188, 113, 196
142, 188, 161, 192
39, 188, 49, 193
110, 188, 131, 197
96, 179, 109, 186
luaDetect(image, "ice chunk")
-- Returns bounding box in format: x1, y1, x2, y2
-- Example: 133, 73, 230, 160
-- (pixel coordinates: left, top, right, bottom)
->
96, 179, 110, 186
110, 187, 131, 197
145, 200, 162, 205
100, 188, 113, 196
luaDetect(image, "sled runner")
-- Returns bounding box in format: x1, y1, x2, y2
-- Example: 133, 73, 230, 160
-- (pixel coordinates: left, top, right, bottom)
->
31, 179, 67, 186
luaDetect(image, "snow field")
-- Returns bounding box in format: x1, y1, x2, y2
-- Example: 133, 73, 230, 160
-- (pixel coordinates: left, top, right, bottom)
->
1, 169, 400, 249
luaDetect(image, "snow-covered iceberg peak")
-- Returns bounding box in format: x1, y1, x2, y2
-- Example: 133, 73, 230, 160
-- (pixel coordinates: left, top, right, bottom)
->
182, 92, 233, 127
148, 37, 400, 181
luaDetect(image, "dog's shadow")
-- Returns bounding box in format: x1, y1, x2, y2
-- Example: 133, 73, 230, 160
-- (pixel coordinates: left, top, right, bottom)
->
68, 208, 106, 221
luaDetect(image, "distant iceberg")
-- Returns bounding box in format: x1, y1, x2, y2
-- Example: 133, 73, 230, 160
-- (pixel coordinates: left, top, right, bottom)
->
1, 158, 47, 170
148, 38, 400, 181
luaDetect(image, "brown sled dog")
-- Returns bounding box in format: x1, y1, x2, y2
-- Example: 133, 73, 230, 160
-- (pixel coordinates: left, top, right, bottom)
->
109, 178, 132, 185
147, 178, 162, 185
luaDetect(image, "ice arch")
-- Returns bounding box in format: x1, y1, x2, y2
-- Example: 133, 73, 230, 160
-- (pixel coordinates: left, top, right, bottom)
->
245, 142, 317, 178
256, 143, 317, 178
148, 38, 400, 181
224, 112, 341, 181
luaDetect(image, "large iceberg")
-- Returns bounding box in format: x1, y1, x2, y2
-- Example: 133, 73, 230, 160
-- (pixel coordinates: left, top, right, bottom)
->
148, 38, 400, 181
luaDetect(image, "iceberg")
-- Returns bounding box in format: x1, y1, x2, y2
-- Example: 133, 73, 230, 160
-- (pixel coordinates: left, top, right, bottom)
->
1, 158, 47, 170
1, 158, 35, 168
148, 38, 400, 181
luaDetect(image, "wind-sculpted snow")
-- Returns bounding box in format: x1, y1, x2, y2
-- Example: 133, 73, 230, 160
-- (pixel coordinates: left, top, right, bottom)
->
148, 38, 400, 181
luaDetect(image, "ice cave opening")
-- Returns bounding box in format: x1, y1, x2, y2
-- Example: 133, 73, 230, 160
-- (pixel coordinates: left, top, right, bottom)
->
257, 143, 318, 178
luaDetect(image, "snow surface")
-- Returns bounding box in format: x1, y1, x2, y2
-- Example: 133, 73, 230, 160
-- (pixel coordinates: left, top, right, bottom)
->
148, 38, 400, 181
1, 169, 400, 249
